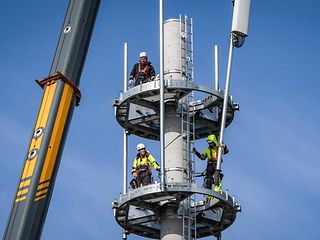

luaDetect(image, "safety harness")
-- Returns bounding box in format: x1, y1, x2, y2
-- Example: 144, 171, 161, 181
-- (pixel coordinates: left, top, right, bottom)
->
136, 63, 150, 81
208, 147, 218, 164
136, 152, 152, 174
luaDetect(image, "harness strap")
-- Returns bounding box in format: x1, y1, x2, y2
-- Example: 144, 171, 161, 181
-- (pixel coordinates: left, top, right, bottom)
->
209, 148, 213, 159
208, 147, 218, 163
136, 153, 151, 174
136, 63, 150, 80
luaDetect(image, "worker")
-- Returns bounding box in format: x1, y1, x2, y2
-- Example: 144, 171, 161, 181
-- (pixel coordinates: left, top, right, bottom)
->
129, 52, 156, 87
131, 143, 160, 188
193, 134, 229, 198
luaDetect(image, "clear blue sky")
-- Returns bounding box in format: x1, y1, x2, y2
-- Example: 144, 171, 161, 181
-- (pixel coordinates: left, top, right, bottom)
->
1, 1, 320, 239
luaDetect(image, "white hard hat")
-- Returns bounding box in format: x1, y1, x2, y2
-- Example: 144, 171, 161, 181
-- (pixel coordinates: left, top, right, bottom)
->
137, 143, 146, 151
139, 52, 148, 58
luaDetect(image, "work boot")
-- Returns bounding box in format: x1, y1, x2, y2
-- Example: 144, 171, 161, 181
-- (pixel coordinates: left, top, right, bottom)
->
214, 184, 222, 193
205, 195, 213, 202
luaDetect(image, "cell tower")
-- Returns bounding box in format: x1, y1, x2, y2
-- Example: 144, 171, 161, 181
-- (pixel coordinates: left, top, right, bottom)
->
112, 1, 251, 239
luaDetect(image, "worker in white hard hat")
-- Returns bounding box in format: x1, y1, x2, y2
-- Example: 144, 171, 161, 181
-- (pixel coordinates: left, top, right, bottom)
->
129, 52, 156, 87
130, 143, 160, 188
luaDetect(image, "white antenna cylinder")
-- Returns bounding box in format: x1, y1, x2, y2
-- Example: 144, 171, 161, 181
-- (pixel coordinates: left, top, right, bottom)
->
231, 0, 251, 37
164, 19, 187, 80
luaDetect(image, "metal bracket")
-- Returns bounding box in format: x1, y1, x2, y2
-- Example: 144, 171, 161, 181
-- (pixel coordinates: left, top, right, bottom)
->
35, 71, 82, 106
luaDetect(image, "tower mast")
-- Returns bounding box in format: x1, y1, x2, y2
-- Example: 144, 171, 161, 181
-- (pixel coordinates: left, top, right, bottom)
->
113, 0, 252, 239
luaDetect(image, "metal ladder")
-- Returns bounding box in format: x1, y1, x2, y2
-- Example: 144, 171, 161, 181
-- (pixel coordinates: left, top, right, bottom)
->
181, 96, 196, 240
180, 15, 197, 240
179, 15, 194, 81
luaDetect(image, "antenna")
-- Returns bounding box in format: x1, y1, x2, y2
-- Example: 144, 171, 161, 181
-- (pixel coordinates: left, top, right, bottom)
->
216, 0, 251, 189
231, 0, 251, 47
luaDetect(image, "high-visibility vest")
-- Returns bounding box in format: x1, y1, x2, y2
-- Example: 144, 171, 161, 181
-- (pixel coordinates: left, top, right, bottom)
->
132, 152, 159, 173
201, 147, 218, 163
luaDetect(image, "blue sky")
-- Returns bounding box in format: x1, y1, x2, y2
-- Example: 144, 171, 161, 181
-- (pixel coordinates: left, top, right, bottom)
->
1, 1, 320, 239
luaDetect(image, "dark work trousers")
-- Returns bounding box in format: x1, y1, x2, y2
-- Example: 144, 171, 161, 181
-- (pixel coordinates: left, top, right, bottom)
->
136, 170, 151, 187
204, 162, 220, 189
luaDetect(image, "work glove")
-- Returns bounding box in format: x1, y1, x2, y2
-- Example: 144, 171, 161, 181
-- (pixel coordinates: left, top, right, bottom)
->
128, 79, 134, 87
193, 148, 202, 159
220, 143, 229, 154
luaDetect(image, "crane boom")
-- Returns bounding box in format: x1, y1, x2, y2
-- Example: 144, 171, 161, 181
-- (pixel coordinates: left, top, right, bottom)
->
3, 1, 100, 239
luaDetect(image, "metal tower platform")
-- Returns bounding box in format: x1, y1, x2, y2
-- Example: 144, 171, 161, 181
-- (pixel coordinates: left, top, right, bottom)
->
113, 79, 238, 141
112, 182, 240, 239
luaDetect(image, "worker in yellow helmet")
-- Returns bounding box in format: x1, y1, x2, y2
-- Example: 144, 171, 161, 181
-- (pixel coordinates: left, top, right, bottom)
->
193, 134, 228, 199
131, 143, 160, 188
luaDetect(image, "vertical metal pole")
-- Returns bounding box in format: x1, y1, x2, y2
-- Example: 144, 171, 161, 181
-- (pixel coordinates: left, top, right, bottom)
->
179, 14, 182, 79
122, 232, 127, 240
124, 43, 128, 92
122, 43, 128, 240
123, 42, 128, 195
217, 233, 222, 240
216, 35, 234, 172
214, 45, 219, 91
159, 0, 165, 189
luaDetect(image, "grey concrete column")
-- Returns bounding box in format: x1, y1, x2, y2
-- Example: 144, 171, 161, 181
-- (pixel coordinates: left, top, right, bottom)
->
160, 206, 184, 240
164, 104, 188, 183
